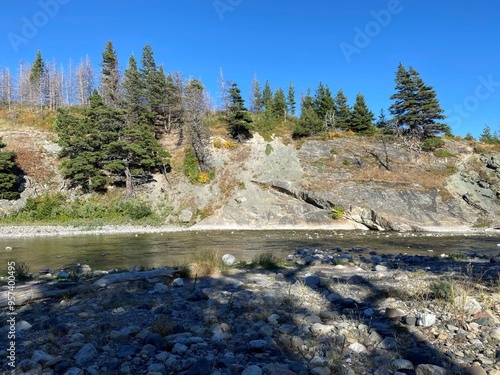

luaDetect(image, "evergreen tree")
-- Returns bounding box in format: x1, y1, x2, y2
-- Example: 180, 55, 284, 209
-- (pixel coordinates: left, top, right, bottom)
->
272, 87, 287, 120
56, 92, 110, 192
262, 80, 273, 112
334, 89, 351, 130
99, 40, 121, 107
293, 89, 322, 138
314, 82, 335, 123
57, 89, 168, 194
479, 125, 500, 144
0, 138, 21, 200
375, 109, 390, 128
287, 81, 296, 116
350, 93, 375, 134
140, 44, 168, 134
30, 49, 46, 108
389, 63, 446, 140
249, 75, 262, 112
122, 55, 144, 119
227, 82, 253, 141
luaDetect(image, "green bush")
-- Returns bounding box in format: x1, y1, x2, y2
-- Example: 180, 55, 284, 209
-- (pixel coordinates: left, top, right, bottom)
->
433, 149, 455, 158
330, 205, 345, 220
430, 280, 454, 301
421, 137, 445, 151
115, 199, 154, 220
183, 147, 201, 184
265, 144, 273, 156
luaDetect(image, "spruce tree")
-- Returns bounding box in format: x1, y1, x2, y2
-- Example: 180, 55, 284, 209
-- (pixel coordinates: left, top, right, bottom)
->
350, 93, 375, 134
287, 81, 296, 116
30, 49, 46, 108
140, 44, 168, 134
262, 80, 273, 112
314, 82, 335, 123
249, 75, 262, 113
227, 82, 252, 141
0, 138, 21, 200
389, 63, 446, 140
293, 89, 322, 138
99, 40, 121, 107
334, 89, 351, 130
272, 87, 287, 120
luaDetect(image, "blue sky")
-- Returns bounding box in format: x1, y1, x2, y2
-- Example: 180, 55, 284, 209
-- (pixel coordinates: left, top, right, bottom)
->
1, 0, 499, 137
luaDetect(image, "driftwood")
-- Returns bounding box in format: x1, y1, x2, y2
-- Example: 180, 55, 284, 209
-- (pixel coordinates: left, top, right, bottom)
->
92, 268, 174, 288
0, 268, 174, 308
0, 280, 79, 308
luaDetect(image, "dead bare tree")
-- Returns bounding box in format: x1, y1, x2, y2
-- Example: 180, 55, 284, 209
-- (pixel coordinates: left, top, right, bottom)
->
365, 137, 392, 171
185, 78, 211, 172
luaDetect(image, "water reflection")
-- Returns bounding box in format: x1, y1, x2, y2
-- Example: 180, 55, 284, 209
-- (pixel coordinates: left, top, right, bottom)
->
0, 230, 498, 273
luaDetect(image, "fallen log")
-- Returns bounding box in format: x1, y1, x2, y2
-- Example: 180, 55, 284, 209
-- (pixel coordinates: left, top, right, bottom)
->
0, 280, 79, 308
92, 267, 174, 288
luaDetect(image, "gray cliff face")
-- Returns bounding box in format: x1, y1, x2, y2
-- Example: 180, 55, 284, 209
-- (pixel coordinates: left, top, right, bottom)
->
1, 129, 498, 231
197, 136, 499, 231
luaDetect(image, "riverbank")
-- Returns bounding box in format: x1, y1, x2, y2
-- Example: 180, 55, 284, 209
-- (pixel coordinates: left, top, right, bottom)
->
0, 222, 498, 239
1, 248, 499, 374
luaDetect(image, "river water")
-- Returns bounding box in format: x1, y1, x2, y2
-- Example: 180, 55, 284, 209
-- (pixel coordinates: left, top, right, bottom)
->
0, 230, 499, 274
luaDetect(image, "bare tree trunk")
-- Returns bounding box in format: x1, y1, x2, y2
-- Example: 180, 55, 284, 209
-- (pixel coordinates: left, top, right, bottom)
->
124, 163, 134, 198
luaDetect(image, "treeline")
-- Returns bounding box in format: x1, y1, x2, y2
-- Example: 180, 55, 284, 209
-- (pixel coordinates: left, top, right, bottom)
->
0, 41, 479, 199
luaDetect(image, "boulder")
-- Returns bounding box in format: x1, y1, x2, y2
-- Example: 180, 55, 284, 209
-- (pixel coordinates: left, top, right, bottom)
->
222, 254, 237, 266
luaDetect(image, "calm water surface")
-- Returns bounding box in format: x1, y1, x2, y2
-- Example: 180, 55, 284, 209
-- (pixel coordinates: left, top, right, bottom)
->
0, 230, 499, 273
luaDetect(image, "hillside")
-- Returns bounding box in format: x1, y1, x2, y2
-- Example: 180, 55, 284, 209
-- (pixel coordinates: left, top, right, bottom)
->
0, 122, 499, 231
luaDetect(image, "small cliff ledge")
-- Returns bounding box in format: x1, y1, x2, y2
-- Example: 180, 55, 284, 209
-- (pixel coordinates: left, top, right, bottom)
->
1, 129, 498, 232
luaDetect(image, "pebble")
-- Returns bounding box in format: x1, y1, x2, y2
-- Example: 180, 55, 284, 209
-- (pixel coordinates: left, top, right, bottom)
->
1, 249, 497, 374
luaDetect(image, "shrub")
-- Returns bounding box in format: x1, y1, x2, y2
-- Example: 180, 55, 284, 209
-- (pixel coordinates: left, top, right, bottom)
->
197, 172, 211, 184
330, 205, 345, 220
251, 251, 280, 270
183, 147, 201, 184
430, 280, 454, 301
433, 149, 455, 158
421, 137, 445, 151
265, 144, 274, 156
14, 261, 32, 281
223, 140, 236, 149
213, 138, 223, 148
115, 199, 154, 220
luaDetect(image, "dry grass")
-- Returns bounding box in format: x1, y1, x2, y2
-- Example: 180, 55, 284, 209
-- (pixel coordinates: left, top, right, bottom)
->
189, 250, 221, 277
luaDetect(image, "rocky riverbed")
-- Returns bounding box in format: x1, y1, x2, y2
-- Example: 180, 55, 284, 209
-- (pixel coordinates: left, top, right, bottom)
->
1, 247, 500, 375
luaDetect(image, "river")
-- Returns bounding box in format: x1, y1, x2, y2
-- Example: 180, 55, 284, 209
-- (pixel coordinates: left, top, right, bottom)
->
0, 230, 499, 274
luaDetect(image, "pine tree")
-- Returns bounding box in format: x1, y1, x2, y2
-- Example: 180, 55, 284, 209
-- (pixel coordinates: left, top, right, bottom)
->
262, 80, 273, 112
122, 55, 144, 120
140, 44, 168, 134
314, 82, 335, 123
293, 89, 322, 138
30, 49, 46, 109
227, 82, 252, 141
99, 40, 121, 107
389, 63, 446, 140
272, 87, 287, 120
287, 81, 296, 116
334, 89, 351, 130
350, 93, 375, 134
56, 93, 109, 192
0, 138, 21, 200
249, 75, 262, 113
